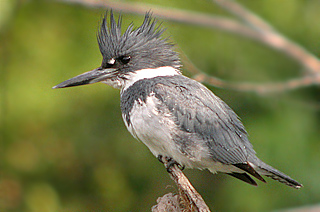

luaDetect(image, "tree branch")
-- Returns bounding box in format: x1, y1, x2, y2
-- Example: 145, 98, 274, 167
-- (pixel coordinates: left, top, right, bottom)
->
152, 158, 211, 212
57, 0, 320, 94
180, 53, 320, 94
212, 0, 275, 32
59, 0, 320, 76
212, 0, 320, 75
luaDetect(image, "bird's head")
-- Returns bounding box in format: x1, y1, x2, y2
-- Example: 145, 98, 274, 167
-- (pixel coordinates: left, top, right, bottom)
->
53, 11, 181, 90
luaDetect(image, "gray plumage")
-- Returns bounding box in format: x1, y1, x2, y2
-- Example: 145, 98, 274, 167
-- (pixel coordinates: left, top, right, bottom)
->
53, 11, 302, 189
121, 75, 300, 188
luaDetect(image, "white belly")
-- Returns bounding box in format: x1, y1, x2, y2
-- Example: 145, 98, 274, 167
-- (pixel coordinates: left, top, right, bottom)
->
122, 95, 204, 169
122, 94, 243, 174
123, 94, 177, 158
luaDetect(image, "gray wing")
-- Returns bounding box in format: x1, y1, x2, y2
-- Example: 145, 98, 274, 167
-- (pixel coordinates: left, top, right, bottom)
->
154, 75, 256, 165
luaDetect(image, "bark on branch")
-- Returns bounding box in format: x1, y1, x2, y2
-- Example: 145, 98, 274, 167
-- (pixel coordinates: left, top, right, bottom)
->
152, 158, 211, 212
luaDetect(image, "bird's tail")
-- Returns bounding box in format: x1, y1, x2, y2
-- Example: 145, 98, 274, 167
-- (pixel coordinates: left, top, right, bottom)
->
253, 160, 302, 189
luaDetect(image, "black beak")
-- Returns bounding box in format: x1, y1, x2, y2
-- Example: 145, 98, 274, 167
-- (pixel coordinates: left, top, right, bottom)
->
52, 67, 117, 89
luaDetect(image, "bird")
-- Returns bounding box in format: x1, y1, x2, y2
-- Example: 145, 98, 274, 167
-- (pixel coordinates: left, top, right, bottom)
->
53, 11, 302, 189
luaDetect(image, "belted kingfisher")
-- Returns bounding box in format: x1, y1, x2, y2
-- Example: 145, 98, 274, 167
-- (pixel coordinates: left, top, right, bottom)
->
53, 11, 302, 189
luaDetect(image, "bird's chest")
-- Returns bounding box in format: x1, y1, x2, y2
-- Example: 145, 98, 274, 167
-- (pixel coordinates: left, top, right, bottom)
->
121, 93, 178, 157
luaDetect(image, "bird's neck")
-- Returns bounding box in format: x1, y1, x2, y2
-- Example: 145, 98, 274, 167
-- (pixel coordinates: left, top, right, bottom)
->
121, 66, 181, 92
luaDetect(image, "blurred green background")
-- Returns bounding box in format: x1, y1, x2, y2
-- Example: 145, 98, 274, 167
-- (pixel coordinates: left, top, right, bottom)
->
1, 0, 320, 211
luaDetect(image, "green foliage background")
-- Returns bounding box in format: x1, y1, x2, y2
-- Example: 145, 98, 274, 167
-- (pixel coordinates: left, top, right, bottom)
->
1, 0, 320, 211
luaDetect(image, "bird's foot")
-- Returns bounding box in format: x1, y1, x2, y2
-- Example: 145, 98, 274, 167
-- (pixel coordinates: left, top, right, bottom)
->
157, 155, 185, 172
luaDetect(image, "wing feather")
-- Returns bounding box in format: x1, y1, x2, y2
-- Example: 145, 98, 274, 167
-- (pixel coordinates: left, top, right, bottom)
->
153, 75, 256, 164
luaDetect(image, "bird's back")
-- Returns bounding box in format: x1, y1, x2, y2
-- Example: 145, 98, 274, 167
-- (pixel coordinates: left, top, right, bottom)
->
121, 75, 255, 166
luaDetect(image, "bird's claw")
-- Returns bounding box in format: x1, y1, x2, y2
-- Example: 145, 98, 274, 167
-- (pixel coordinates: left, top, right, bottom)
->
157, 155, 185, 172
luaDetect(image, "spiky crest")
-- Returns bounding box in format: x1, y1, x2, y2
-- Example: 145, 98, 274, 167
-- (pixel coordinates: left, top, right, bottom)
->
97, 11, 181, 71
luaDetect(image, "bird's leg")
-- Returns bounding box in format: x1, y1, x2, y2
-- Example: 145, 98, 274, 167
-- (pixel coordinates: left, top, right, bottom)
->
157, 155, 185, 172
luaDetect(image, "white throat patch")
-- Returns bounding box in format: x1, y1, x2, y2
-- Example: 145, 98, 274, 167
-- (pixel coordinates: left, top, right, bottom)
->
122, 66, 180, 91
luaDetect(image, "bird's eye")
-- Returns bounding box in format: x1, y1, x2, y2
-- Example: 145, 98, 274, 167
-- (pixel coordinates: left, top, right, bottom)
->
119, 56, 131, 64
